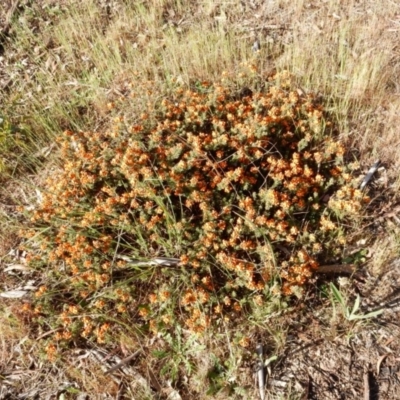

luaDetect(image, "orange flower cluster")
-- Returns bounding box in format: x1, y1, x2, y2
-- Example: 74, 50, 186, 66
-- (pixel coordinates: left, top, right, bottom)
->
23, 71, 368, 345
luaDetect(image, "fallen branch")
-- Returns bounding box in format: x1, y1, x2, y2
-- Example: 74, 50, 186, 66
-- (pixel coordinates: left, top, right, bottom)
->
316, 264, 356, 275
104, 349, 141, 375
316, 264, 365, 280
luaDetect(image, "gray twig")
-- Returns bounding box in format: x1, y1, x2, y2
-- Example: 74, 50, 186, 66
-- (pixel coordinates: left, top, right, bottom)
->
256, 344, 265, 400
105, 350, 141, 375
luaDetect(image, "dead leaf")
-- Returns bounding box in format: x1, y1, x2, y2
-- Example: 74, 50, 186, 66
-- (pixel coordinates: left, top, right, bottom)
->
377, 353, 391, 375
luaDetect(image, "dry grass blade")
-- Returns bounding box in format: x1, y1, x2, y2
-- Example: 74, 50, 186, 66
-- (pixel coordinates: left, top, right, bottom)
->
363, 365, 370, 400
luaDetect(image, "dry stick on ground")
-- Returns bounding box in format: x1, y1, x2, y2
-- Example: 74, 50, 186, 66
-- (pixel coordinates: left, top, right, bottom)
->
316, 264, 356, 274
316, 264, 365, 280
104, 349, 141, 375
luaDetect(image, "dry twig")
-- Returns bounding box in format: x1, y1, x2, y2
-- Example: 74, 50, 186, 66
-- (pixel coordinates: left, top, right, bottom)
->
104, 350, 141, 375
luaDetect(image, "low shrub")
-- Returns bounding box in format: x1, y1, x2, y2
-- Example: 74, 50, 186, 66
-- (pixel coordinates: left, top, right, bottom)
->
21, 70, 368, 357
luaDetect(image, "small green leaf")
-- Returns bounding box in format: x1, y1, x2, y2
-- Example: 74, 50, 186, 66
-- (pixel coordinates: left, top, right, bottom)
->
348, 309, 383, 321
330, 283, 345, 307
264, 355, 278, 367
152, 350, 168, 359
